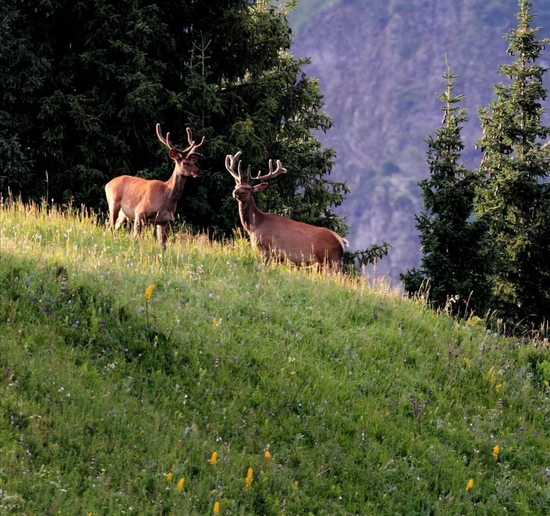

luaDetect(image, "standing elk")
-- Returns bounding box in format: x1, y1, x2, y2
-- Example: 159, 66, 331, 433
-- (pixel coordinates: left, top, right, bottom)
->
105, 124, 205, 248
225, 151, 348, 271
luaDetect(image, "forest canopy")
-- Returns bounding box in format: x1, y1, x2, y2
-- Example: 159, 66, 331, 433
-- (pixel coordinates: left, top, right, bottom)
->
0, 0, 348, 237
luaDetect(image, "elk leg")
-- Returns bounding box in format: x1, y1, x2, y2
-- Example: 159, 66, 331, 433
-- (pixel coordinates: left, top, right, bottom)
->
114, 211, 127, 230
329, 260, 341, 273
133, 214, 144, 238
108, 201, 120, 229
157, 223, 168, 249
326, 249, 342, 273
261, 246, 274, 263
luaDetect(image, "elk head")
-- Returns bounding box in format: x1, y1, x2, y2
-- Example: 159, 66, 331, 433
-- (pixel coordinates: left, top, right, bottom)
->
225, 151, 287, 202
156, 123, 205, 178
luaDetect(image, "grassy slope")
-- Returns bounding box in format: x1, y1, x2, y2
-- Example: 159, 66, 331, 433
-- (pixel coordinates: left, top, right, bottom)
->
1, 200, 550, 515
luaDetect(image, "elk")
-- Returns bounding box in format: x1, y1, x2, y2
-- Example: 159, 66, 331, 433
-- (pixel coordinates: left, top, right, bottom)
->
105, 124, 205, 248
225, 151, 348, 271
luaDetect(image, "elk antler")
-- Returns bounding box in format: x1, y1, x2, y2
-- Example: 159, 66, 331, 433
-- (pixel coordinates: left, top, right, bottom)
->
182, 127, 205, 157
225, 152, 287, 185
156, 123, 205, 158
248, 159, 287, 184
225, 152, 244, 184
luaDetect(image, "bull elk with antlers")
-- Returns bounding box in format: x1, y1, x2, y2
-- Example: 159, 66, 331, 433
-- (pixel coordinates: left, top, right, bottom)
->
105, 124, 205, 248
225, 152, 348, 271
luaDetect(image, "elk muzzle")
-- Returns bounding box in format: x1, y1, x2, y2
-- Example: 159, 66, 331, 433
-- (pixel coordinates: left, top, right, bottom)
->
232, 186, 249, 201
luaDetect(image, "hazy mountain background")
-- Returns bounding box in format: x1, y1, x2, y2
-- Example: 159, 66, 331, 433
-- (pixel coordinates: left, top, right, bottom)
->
288, 0, 550, 283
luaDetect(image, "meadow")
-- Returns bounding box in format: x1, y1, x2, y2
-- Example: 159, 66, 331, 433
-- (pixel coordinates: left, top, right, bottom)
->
1, 197, 550, 515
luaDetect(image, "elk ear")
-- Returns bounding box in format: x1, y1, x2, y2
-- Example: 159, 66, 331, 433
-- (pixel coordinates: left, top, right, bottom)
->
169, 149, 180, 161
253, 183, 269, 192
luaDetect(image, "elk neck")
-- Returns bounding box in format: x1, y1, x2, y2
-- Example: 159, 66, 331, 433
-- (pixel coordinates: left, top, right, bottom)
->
164, 166, 188, 202
238, 194, 264, 234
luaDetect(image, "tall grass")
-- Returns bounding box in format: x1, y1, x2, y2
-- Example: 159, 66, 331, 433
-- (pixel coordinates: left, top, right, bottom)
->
1, 197, 550, 515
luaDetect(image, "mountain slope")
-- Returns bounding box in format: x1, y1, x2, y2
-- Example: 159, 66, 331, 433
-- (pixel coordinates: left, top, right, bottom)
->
1, 199, 550, 514
289, 0, 550, 281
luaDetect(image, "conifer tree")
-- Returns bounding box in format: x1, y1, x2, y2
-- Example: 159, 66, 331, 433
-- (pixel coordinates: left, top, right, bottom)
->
401, 60, 492, 318
0, 0, 348, 238
475, 0, 550, 328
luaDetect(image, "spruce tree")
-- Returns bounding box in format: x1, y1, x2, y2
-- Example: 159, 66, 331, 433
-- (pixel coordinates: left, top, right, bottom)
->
401, 60, 492, 318
475, 0, 550, 328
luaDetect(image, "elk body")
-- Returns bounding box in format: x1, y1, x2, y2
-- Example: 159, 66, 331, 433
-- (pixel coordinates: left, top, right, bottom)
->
225, 152, 348, 270
105, 124, 205, 248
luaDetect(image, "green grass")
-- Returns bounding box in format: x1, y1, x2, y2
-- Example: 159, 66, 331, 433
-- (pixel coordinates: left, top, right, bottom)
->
1, 198, 550, 515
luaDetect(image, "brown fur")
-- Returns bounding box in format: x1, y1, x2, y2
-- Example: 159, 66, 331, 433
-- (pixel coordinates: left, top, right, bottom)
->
105, 125, 204, 248
227, 153, 348, 271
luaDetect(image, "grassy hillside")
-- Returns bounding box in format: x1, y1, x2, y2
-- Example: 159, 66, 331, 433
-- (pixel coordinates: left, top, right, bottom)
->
1, 198, 550, 515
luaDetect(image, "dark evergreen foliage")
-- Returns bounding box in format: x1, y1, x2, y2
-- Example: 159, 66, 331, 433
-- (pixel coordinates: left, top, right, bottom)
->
475, 0, 550, 329
401, 61, 493, 318
0, 0, 348, 238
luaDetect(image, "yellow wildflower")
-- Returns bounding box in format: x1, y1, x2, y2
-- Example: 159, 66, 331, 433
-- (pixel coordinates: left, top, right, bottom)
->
209, 451, 218, 465
492, 445, 500, 461
264, 450, 272, 460
245, 467, 253, 490
466, 478, 474, 491
177, 477, 184, 491
213, 501, 220, 514
144, 284, 154, 301
166, 471, 173, 483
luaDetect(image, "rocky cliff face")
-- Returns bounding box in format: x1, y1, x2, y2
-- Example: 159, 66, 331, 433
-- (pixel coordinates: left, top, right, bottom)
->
289, 0, 550, 283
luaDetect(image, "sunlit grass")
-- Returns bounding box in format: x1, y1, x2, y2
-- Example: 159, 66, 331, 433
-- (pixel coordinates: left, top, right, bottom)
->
1, 197, 550, 514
